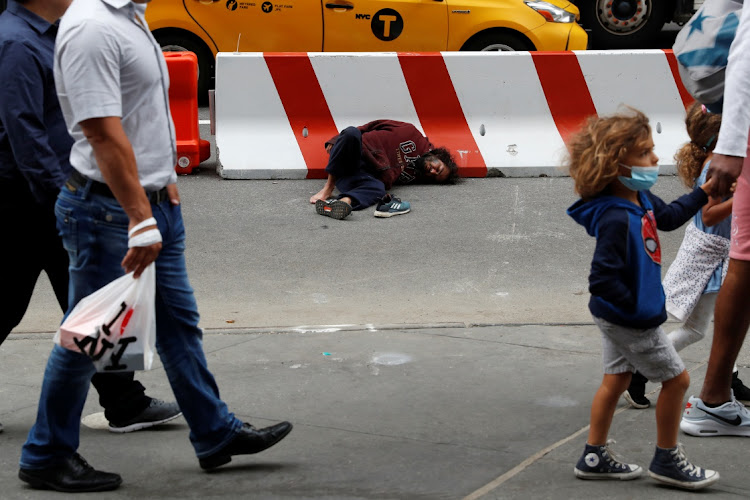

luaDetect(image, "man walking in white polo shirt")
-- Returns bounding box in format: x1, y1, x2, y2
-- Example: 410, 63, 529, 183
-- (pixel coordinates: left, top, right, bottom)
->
18, 0, 292, 492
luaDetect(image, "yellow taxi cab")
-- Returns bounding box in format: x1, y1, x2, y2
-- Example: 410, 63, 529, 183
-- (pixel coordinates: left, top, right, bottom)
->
146, 0, 587, 100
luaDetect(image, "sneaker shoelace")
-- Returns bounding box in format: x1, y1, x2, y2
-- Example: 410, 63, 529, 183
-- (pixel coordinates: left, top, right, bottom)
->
671, 443, 702, 477
602, 440, 628, 470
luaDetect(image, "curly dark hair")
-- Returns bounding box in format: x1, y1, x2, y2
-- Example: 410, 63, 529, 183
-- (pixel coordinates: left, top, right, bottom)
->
424, 147, 460, 184
564, 106, 651, 200
674, 102, 722, 188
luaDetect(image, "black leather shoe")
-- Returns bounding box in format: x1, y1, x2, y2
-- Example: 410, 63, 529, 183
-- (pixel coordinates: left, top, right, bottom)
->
19, 453, 122, 492
199, 421, 293, 470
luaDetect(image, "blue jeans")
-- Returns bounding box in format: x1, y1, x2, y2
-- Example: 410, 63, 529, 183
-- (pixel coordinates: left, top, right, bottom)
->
326, 127, 386, 210
20, 182, 242, 468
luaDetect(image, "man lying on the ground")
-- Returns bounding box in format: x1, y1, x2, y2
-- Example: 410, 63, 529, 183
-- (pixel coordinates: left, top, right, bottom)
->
309, 120, 460, 220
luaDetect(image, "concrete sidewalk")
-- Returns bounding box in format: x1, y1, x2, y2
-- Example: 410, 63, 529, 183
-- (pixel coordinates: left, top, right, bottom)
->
1, 322, 748, 499
5, 174, 750, 497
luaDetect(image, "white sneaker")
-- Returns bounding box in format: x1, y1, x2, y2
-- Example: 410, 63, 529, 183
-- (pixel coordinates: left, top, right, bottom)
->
680, 394, 750, 437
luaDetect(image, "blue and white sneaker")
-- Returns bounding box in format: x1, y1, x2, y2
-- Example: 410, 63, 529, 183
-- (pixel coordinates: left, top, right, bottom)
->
374, 195, 410, 218
680, 394, 750, 437
574, 441, 642, 480
648, 443, 719, 490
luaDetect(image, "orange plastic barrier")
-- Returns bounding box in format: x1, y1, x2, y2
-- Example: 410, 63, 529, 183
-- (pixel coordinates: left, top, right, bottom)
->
164, 51, 210, 174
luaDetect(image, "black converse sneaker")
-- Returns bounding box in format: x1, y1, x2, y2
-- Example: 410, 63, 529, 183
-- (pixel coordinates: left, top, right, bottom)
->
574, 441, 642, 480
648, 443, 719, 490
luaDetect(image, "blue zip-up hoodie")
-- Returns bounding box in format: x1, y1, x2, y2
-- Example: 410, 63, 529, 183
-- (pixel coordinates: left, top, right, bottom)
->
567, 188, 707, 329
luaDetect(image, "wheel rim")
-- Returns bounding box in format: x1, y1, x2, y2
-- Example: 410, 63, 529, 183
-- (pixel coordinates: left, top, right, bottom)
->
479, 43, 516, 51
595, 0, 651, 36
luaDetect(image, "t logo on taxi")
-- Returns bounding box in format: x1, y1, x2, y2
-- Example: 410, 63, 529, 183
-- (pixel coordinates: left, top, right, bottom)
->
372, 8, 403, 41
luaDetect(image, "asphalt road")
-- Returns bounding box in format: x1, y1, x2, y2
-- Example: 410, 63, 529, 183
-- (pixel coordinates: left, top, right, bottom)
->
14, 159, 700, 335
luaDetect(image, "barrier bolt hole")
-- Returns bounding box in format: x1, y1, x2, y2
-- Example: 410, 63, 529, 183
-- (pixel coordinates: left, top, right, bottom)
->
656, 122, 662, 134
302, 126, 309, 138
479, 124, 486, 136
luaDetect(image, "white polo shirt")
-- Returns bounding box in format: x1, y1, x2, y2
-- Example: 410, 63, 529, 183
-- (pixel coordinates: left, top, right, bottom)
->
54, 0, 177, 190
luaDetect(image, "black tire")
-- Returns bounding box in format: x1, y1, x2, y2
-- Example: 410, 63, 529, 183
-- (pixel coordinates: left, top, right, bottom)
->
154, 32, 213, 106
462, 32, 533, 52
579, 0, 669, 49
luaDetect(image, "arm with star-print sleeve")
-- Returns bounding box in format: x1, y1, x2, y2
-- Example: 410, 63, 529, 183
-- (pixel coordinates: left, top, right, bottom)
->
715, 3, 750, 158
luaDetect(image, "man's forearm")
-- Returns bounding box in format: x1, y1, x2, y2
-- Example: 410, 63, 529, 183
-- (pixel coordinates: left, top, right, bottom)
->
80, 117, 152, 224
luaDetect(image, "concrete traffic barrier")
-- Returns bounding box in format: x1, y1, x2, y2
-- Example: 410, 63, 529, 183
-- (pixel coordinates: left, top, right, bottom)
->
164, 51, 211, 174
215, 50, 692, 180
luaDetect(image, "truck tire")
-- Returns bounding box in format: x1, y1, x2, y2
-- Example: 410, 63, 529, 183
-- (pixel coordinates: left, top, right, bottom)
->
154, 32, 213, 106
579, 0, 670, 49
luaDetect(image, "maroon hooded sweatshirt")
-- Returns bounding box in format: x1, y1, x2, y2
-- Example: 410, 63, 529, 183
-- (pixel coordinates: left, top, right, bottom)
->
326, 120, 434, 190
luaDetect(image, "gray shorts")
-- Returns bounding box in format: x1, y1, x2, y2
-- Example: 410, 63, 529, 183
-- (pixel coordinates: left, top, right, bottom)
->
592, 316, 685, 383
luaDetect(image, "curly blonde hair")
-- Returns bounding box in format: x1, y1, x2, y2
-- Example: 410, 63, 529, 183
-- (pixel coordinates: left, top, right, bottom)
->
564, 107, 652, 200
674, 102, 722, 188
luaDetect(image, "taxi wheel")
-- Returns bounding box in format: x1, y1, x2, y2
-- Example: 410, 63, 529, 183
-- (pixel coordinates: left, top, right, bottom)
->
155, 33, 213, 106
462, 32, 533, 52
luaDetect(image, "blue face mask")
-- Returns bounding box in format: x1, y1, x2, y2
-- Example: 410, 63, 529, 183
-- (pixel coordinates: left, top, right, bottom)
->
618, 164, 659, 191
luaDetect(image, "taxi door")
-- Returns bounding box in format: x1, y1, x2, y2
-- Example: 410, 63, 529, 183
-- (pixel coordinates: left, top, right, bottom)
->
183, 0, 323, 52
323, 0, 448, 51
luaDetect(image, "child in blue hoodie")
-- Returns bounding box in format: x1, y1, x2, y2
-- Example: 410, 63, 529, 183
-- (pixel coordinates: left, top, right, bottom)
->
566, 107, 718, 490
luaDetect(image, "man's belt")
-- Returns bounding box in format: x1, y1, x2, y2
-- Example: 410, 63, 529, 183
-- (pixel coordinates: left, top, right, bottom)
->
66, 169, 170, 205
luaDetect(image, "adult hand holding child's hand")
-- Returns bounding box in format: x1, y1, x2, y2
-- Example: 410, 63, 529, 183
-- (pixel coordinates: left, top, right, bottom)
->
706, 153, 743, 197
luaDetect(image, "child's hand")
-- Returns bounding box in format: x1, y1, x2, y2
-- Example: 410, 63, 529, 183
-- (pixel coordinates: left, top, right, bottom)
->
700, 176, 715, 194
731, 181, 738, 193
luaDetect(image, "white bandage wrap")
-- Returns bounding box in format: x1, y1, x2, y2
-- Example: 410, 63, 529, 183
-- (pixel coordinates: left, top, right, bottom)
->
128, 228, 162, 248
128, 217, 157, 237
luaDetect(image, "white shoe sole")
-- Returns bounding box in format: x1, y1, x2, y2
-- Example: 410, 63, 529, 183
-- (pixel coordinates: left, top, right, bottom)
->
680, 417, 750, 437
108, 411, 183, 434
648, 470, 719, 490
374, 208, 410, 218
574, 466, 642, 480
623, 390, 650, 409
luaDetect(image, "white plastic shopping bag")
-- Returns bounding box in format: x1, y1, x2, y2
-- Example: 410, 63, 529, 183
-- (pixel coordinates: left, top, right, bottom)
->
54, 264, 156, 372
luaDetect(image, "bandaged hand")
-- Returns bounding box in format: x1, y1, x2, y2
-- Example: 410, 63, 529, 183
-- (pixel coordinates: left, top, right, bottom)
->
127, 217, 162, 248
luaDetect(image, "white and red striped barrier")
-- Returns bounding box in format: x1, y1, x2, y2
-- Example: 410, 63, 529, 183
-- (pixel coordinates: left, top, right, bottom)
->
214, 50, 692, 179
